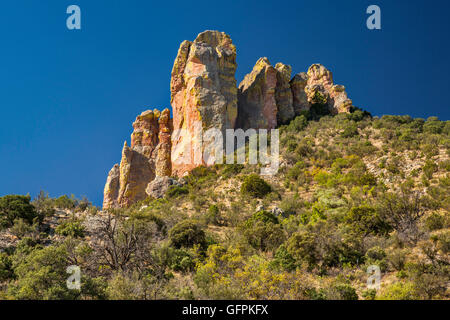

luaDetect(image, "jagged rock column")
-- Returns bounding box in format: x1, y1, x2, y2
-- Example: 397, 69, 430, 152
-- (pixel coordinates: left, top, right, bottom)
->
103, 108, 172, 209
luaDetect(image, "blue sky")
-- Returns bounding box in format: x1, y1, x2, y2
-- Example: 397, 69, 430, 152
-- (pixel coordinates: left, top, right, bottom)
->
0, 0, 449, 206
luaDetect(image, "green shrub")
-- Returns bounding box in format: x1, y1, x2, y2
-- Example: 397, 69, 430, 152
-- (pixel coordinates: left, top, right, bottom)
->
169, 220, 206, 249
0, 195, 41, 229
423, 117, 444, 134
272, 244, 296, 271
287, 115, 308, 132
362, 289, 377, 300
423, 160, 438, 179
242, 211, 284, 251
221, 164, 244, 178
328, 284, 359, 300
203, 205, 221, 226
54, 195, 77, 209
345, 205, 391, 236
341, 124, 359, 138
424, 212, 448, 231
240, 174, 271, 198
55, 219, 85, 238
0, 252, 14, 281
377, 282, 417, 300
366, 246, 386, 261
166, 185, 189, 198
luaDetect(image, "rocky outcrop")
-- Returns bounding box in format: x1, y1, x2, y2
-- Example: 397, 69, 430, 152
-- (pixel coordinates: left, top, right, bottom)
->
236, 58, 299, 129
236, 57, 278, 130
103, 164, 120, 209
146, 176, 181, 199
305, 64, 353, 114
170, 30, 238, 177
103, 31, 358, 209
103, 109, 172, 209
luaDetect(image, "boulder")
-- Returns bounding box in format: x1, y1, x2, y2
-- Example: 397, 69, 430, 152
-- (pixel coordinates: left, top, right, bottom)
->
146, 176, 181, 199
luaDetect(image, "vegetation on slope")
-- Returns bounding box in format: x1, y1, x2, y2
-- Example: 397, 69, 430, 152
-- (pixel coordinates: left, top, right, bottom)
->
0, 111, 449, 300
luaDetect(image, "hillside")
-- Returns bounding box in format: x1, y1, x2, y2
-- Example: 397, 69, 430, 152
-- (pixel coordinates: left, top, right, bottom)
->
0, 112, 449, 300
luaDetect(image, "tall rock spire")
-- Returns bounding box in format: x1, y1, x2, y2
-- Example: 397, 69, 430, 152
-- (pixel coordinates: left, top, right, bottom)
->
170, 30, 238, 177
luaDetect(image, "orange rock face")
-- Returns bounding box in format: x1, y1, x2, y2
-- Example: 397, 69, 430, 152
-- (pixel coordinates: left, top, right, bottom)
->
103, 109, 172, 209
170, 31, 238, 177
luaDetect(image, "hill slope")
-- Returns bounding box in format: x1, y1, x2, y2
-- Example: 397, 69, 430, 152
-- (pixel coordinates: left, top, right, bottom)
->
0, 112, 449, 300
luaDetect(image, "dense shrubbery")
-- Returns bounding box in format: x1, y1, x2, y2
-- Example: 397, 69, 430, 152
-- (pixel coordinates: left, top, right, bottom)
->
0, 195, 41, 229
169, 220, 206, 249
240, 174, 272, 198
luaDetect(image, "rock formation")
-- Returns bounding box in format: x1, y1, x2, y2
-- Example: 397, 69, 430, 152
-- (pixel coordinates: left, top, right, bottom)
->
103, 31, 357, 209
103, 109, 172, 209
103, 164, 120, 209
236, 58, 300, 129
304, 64, 353, 114
236, 57, 278, 130
170, 30, 238, 177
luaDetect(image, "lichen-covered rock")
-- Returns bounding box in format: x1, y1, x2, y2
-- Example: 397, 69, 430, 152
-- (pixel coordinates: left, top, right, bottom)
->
170, 30, 238, 177
236, 57, 278, 130
275, 63, 294, 125
290, 72, 309, 115
305, 64, 353, 114
103, 109, 173, 209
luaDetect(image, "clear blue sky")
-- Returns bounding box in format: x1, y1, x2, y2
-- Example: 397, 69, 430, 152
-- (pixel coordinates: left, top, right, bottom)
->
1, 0, 449, 206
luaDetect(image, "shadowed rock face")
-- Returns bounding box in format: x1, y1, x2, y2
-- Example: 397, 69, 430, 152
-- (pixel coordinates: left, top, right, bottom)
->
170, 30, 238, 177
103, 109, 172, 209
290, 72, 309, 115
236, 57, 278, 130
236, 58, 299, 129
275, 63, 295, 125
